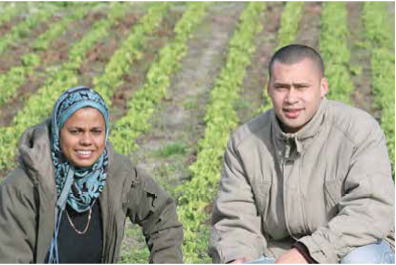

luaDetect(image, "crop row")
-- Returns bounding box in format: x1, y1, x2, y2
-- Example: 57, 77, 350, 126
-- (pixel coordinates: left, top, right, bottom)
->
0, 7, 89, 107
0, 2, 130, 170
94, 2, 170, 106
362, 2, 395, 173
319, 2, 354, 104
275, 2, 304, 50
110, 2, 209, 155
174, 2, 266, 263
0, 4, 55, 55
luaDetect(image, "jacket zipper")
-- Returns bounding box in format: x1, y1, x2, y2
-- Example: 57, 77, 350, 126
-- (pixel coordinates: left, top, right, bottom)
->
282, 142, 297, 241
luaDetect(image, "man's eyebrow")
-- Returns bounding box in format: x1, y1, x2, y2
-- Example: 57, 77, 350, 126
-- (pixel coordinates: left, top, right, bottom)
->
273, 82, 291, 86
293, 82, 310, 86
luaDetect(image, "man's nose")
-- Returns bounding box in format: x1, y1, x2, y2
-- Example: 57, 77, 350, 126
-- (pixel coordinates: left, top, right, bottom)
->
285, 88, 298, 103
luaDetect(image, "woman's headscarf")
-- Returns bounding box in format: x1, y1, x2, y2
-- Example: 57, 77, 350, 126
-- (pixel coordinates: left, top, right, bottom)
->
50, 86, 109, 213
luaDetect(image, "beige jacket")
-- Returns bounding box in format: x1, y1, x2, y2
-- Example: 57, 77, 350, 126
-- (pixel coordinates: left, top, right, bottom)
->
209, 99, 395, 263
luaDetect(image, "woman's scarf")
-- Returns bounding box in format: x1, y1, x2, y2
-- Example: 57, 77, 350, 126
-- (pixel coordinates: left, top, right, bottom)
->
47, 86, 109, 263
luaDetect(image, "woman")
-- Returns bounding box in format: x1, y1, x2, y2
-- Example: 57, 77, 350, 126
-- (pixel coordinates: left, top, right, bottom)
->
0, 86, 183, 263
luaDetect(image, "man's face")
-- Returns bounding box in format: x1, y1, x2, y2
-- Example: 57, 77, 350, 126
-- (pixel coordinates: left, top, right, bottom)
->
267, 58, 328, 133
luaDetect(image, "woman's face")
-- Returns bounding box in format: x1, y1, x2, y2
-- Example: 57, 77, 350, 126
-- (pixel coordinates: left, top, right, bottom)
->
59, 107, 106, 167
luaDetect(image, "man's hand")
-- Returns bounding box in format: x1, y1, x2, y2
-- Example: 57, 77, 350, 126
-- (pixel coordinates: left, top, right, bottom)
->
227, 257, 249, 264
275, 249, 308, 264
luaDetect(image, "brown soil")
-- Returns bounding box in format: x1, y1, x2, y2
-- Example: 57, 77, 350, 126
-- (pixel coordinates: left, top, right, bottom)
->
346, 2, 381, 121
295, 2, 322, 50
109, 9, 183, 122
237, 2, 283, 125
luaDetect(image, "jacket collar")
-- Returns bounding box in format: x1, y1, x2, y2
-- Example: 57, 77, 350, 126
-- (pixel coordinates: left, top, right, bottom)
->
271, 98, 328, 159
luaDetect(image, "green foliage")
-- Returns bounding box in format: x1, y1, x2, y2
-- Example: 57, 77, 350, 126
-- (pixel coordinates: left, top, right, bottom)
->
363, 2, 395, 174
319, 2, 354, 104
110, 2, 209, 154
0, 2, 130, 171
174, 2, 266, 263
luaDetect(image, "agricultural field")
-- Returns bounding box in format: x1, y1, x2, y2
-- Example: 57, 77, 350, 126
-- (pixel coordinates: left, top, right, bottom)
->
0, 1, 394, 263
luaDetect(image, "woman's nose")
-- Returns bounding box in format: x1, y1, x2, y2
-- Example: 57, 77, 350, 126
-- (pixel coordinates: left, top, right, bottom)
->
79, 133, 92, 145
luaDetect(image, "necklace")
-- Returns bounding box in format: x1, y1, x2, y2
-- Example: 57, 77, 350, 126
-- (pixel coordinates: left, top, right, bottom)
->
66, 207, 92, 235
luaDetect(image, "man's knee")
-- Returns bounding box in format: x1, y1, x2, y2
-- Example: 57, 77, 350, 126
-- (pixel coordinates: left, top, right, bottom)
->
340, 241, 395, 264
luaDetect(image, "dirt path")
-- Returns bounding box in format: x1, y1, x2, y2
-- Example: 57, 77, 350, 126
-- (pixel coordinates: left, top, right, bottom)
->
346, 2, 380, 120
119, 2, 245, 262
295, 2, 322, 50
236, 2, 283, 125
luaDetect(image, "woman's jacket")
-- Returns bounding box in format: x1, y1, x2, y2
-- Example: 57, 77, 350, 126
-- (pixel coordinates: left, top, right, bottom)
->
0, 121, 183, 263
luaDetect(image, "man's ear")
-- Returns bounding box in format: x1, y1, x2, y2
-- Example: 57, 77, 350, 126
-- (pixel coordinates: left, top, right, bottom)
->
320, 77, 328, 98
266, 79, 271, 96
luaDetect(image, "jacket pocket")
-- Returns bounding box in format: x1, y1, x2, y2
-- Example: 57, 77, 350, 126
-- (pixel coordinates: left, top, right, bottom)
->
251, 180, 271, 217
324, 180, 342, 218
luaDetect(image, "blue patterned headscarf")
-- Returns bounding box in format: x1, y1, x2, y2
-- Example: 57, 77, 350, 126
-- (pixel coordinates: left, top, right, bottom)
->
50, 86, 109, 213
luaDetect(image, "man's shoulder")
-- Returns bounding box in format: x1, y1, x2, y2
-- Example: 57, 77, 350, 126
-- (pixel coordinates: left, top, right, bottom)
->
231, 109, 273, 148
327, 100, 382, 144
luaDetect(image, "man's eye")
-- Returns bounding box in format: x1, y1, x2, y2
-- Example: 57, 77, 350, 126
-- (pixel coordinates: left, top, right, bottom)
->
295, 85, 309, 90
92, 130, 102, 135
275, 86, 288, 91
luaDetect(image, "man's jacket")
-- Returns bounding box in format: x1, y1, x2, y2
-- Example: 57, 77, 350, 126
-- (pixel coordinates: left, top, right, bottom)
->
209, 98, 395, 263
0, 121, 183, 263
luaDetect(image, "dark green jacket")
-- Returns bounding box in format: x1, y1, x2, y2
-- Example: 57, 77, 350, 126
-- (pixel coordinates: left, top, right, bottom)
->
0, 121, 183, 263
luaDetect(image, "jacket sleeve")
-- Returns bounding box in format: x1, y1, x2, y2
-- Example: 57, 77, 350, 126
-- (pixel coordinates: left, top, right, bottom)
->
126, 167, 183, 264
209, 137, 267, 263
0, 167, 37, 263
299, 121, 395, 263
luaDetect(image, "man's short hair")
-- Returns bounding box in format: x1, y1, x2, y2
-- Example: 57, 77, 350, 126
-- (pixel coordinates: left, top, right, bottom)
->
268, 44, 325, 79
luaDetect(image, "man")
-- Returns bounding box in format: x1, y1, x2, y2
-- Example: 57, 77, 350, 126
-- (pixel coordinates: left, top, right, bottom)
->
208, 44, 395, 264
